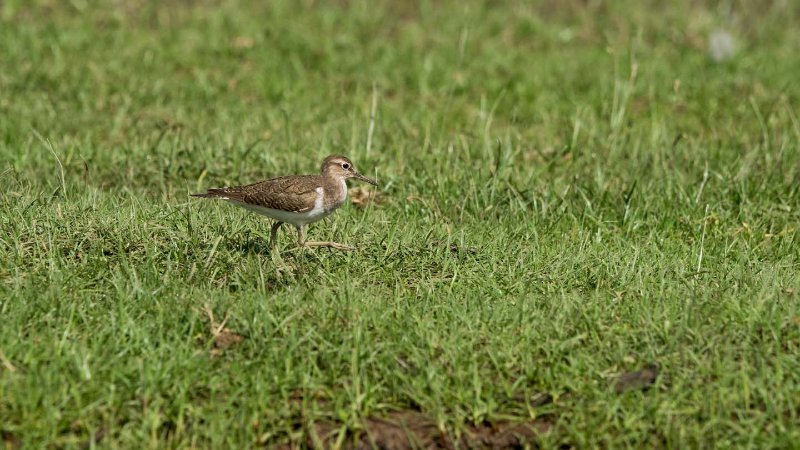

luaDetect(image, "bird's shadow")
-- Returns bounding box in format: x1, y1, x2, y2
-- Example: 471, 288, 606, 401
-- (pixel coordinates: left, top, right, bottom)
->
224, 235, 326, 265
227, 237, 274, 256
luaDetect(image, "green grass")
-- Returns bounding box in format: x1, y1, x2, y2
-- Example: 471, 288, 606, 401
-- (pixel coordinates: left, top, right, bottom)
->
2, 0, 800, 448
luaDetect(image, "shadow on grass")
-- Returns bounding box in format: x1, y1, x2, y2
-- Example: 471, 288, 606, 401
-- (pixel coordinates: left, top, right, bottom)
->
226, 235, 352, 262
223, 237, 337, 278
227, 237, 274, 256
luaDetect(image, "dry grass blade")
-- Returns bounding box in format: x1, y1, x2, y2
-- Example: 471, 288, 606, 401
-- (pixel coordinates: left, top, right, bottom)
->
349, 186, 383, 207
0, 350, 18, 373
201, 305, 245, 357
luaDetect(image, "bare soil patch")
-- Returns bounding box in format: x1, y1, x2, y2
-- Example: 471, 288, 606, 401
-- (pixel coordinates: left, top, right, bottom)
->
279, 410, 554, 450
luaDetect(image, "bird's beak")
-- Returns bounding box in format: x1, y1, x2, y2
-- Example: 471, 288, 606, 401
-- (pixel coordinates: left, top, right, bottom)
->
353, 172, 378, 186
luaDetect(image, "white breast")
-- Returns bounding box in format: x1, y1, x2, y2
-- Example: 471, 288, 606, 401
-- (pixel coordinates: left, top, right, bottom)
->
326, 179, 348, 212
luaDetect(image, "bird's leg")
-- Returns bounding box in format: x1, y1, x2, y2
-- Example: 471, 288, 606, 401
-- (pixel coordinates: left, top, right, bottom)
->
295, 224, 355, 251
270, 221, 283, 249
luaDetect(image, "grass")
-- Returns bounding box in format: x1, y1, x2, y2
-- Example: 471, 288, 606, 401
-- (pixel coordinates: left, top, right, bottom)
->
1, 0, 799, 448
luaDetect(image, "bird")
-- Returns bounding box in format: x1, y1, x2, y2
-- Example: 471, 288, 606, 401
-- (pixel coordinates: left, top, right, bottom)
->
191, 154, 378, 251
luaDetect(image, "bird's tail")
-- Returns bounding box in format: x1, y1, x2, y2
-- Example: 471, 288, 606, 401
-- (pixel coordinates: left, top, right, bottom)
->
190, 188, 242, 200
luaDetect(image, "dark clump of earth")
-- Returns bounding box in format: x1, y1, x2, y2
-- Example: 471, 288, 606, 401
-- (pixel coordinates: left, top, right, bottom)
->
277, 410, 555, 450
273, 361, 663, 449
613, 363, 659, 394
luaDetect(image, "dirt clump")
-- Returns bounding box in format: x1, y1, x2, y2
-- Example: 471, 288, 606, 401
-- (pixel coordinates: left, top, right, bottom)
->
281, 410, 554, 449
613, 363, 659, 394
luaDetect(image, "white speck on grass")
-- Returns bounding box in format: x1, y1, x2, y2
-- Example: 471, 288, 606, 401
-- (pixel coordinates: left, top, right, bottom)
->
558, 28, 574, 43
709, 29, 737, 62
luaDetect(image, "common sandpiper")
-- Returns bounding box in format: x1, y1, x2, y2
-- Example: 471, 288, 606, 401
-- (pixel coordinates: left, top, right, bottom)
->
191, 155, 378, 251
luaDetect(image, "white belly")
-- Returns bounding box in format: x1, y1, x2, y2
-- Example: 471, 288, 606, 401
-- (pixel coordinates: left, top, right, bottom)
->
227, 187, 333, 227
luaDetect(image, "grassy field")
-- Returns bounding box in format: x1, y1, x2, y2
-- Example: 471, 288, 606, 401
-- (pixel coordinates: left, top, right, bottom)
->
2, 0, 800, 448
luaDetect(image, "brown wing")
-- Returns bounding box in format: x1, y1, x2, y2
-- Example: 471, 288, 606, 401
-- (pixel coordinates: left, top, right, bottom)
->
240, 175, 321, 213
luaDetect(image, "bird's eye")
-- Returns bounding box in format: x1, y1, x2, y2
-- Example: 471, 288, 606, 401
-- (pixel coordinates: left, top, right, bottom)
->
341, 163, 351, 170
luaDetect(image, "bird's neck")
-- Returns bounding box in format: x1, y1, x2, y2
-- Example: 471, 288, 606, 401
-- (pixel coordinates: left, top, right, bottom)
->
322, 176, 347, 212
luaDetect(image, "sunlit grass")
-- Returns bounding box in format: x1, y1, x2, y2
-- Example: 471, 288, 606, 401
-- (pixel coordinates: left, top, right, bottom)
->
1, 0, 799, 448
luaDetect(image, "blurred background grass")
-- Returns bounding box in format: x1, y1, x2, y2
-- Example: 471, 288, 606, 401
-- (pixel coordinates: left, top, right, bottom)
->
3, 0, 799, 191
